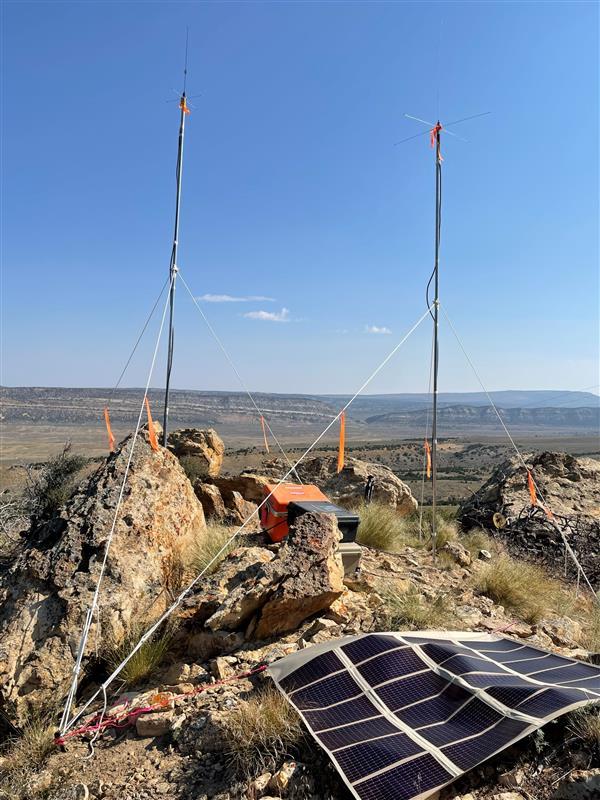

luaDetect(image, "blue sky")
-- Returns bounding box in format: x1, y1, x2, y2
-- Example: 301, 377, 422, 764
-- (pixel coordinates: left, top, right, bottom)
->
2, 1, 598, 395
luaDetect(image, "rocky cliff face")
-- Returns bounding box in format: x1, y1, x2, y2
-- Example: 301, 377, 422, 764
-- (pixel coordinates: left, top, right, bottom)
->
0, 431, 206, 723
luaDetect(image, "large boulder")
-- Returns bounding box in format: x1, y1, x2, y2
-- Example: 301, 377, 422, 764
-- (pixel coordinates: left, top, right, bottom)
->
459, 452, 600, 587
168, 428, 224, 478
186, 512, 344, 641
0, 431, 206, 723
239, 455, 417, 515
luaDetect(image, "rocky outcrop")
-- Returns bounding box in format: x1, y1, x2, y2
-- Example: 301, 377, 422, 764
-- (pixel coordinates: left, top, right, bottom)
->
238, 456, 417, 515
0, 431, 206, 723
168, 428, 224, 478
186, 512, 344, 641
459, 452, 600, 587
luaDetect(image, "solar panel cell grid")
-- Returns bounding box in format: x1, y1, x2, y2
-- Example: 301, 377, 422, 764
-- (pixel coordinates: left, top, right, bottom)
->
419, 697, 503, 747
357, 647, 426, 686
516, 688, 590, 717
442, 718, 530, 771
334, 732, 423, 783
292, 671, 362, 710
280, 649, 344, 693
342, 634, 402, 664
394, 683, 473, 728
304, 694, 378, 731
375, 670, 449, 713
354, 753, 453, 800
269, 633, 600, 800
317, 716, 399, 751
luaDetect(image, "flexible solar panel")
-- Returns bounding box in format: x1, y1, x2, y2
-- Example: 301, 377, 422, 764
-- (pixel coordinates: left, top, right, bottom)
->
268, 631, 600, 800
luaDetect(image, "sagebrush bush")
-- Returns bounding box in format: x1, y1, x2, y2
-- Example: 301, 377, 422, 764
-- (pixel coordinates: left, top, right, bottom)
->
188, 523, 237, 576
105, 622, 173, 688
473, 555, 563, 623
222, 685, 303, 776
23, 444, 87, 523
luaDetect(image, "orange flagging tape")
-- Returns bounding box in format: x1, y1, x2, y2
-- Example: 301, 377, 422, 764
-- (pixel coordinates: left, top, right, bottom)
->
527, 470, 537, 506
180, 97, 190, 115
424, 439, 432, 479
430, 122, 443, 162
103, 407, 115, 453
144, 397, 159, 451
337, 411, 346, 473
260, 416, 270, 454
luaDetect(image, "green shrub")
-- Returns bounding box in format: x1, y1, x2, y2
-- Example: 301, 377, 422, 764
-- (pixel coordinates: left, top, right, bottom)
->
23, 444, 87, 523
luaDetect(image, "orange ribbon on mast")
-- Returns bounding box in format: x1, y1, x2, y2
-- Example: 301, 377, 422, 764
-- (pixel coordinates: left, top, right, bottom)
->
430, 121, 443, 162
424, 439, 432, 479
527, 470, 537, 506
337, 411, 346, 473
144, 397, 159, 452
180, 97, 190, 115
103, 407, 115, 453
260, 416, 270, 454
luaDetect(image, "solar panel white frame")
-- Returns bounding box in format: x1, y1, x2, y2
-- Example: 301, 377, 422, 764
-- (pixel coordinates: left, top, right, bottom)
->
269, 631, 600, 800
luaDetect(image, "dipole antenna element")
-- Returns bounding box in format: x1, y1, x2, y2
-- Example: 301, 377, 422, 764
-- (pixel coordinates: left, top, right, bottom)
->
162, 32, 191, 446
396, 110, 489, 557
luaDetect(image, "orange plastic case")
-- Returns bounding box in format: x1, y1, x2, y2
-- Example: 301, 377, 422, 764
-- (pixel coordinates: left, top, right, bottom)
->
261, 483, 328, 542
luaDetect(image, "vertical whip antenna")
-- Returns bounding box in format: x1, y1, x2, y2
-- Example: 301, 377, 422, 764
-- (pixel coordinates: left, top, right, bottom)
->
396, 110, 489, 558
162, 32, 192, 445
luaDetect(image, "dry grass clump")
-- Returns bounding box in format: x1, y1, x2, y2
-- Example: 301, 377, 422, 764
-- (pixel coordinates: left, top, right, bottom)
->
460, 528, 494, 558
222, 685, 303, 776
379, 583, 457, 631
567, 705, 600, 748
356, 502, 410, 552
473, 555, 563, 623
105, 622, 173, 688
0, 712, 56, 799
582, 603, 600, 653
188, 523, 237, 576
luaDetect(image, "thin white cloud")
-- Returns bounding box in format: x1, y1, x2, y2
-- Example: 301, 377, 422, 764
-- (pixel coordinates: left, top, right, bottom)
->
198, 293, 276, 303
244, 308, 290, 323
365, 324, 392, 335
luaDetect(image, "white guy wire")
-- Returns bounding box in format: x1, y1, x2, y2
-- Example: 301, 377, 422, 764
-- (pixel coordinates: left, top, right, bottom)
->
178, 270, 302, 483
441, 304, 597, 599
59, 275, 175, 734
62, 304, 432, 734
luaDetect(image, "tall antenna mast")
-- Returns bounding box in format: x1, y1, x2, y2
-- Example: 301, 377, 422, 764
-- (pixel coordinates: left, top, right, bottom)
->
162, 31, 191, 445
430, 122, 442, 558
396, 110, 489, 556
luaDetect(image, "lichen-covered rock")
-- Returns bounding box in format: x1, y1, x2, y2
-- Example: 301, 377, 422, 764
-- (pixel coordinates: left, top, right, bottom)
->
168, 428, 225, 478
193, 512, 344, 640
0, 431, 205, 723
254, 512, 344, 639
459, 452, 600, 587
